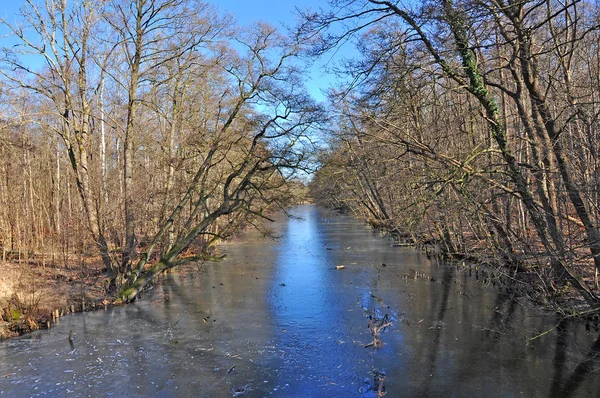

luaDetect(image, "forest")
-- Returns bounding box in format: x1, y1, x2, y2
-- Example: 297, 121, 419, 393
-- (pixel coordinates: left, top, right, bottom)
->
2, 0, 600, 336
0, 0, 319, 332
309, 0, 600, 312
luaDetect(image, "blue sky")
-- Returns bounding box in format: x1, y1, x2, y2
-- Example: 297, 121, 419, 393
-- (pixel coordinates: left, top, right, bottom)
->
215, 0, 337, 103
216, 0, 323, 26
0, 0, 342, 103
0, 1, 326, 29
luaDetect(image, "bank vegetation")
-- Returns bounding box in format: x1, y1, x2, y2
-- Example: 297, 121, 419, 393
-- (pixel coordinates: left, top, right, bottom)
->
308, 0, 600, 311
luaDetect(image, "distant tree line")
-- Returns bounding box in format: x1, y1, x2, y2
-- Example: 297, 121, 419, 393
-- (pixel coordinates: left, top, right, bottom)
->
307, 0, 600, 308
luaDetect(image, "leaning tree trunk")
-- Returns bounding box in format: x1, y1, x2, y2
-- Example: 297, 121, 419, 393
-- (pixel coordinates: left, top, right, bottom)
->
440, 0, 598, 305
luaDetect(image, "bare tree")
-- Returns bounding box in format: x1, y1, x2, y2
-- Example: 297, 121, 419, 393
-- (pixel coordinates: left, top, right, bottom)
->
307, 0, 600, 307
0, 0, 320, 302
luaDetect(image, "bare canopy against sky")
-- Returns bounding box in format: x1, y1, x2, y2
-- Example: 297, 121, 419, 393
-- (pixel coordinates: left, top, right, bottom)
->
0, 0, 338, 103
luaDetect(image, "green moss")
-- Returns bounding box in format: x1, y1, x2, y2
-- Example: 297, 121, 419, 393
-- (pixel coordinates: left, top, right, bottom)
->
11, 309, 21, 320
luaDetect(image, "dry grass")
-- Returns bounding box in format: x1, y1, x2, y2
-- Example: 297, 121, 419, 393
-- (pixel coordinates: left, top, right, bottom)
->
0, 260, 111, 340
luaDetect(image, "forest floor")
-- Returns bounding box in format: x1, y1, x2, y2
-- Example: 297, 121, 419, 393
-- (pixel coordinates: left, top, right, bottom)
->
0, 260, 112, 340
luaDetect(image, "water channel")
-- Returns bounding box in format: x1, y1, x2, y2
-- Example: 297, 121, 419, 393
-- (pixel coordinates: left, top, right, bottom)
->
1, 205, 600, 397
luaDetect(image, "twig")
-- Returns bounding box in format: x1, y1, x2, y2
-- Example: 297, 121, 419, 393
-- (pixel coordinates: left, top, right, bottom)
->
527, 308, 600, 345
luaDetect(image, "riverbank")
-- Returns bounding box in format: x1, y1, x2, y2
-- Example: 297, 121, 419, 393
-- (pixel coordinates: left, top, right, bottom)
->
0, 261, 113, 340
2, 206, 597, 341
363, 216, 600, 315
0, 257, 216, 340
3, 204, 599, 397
